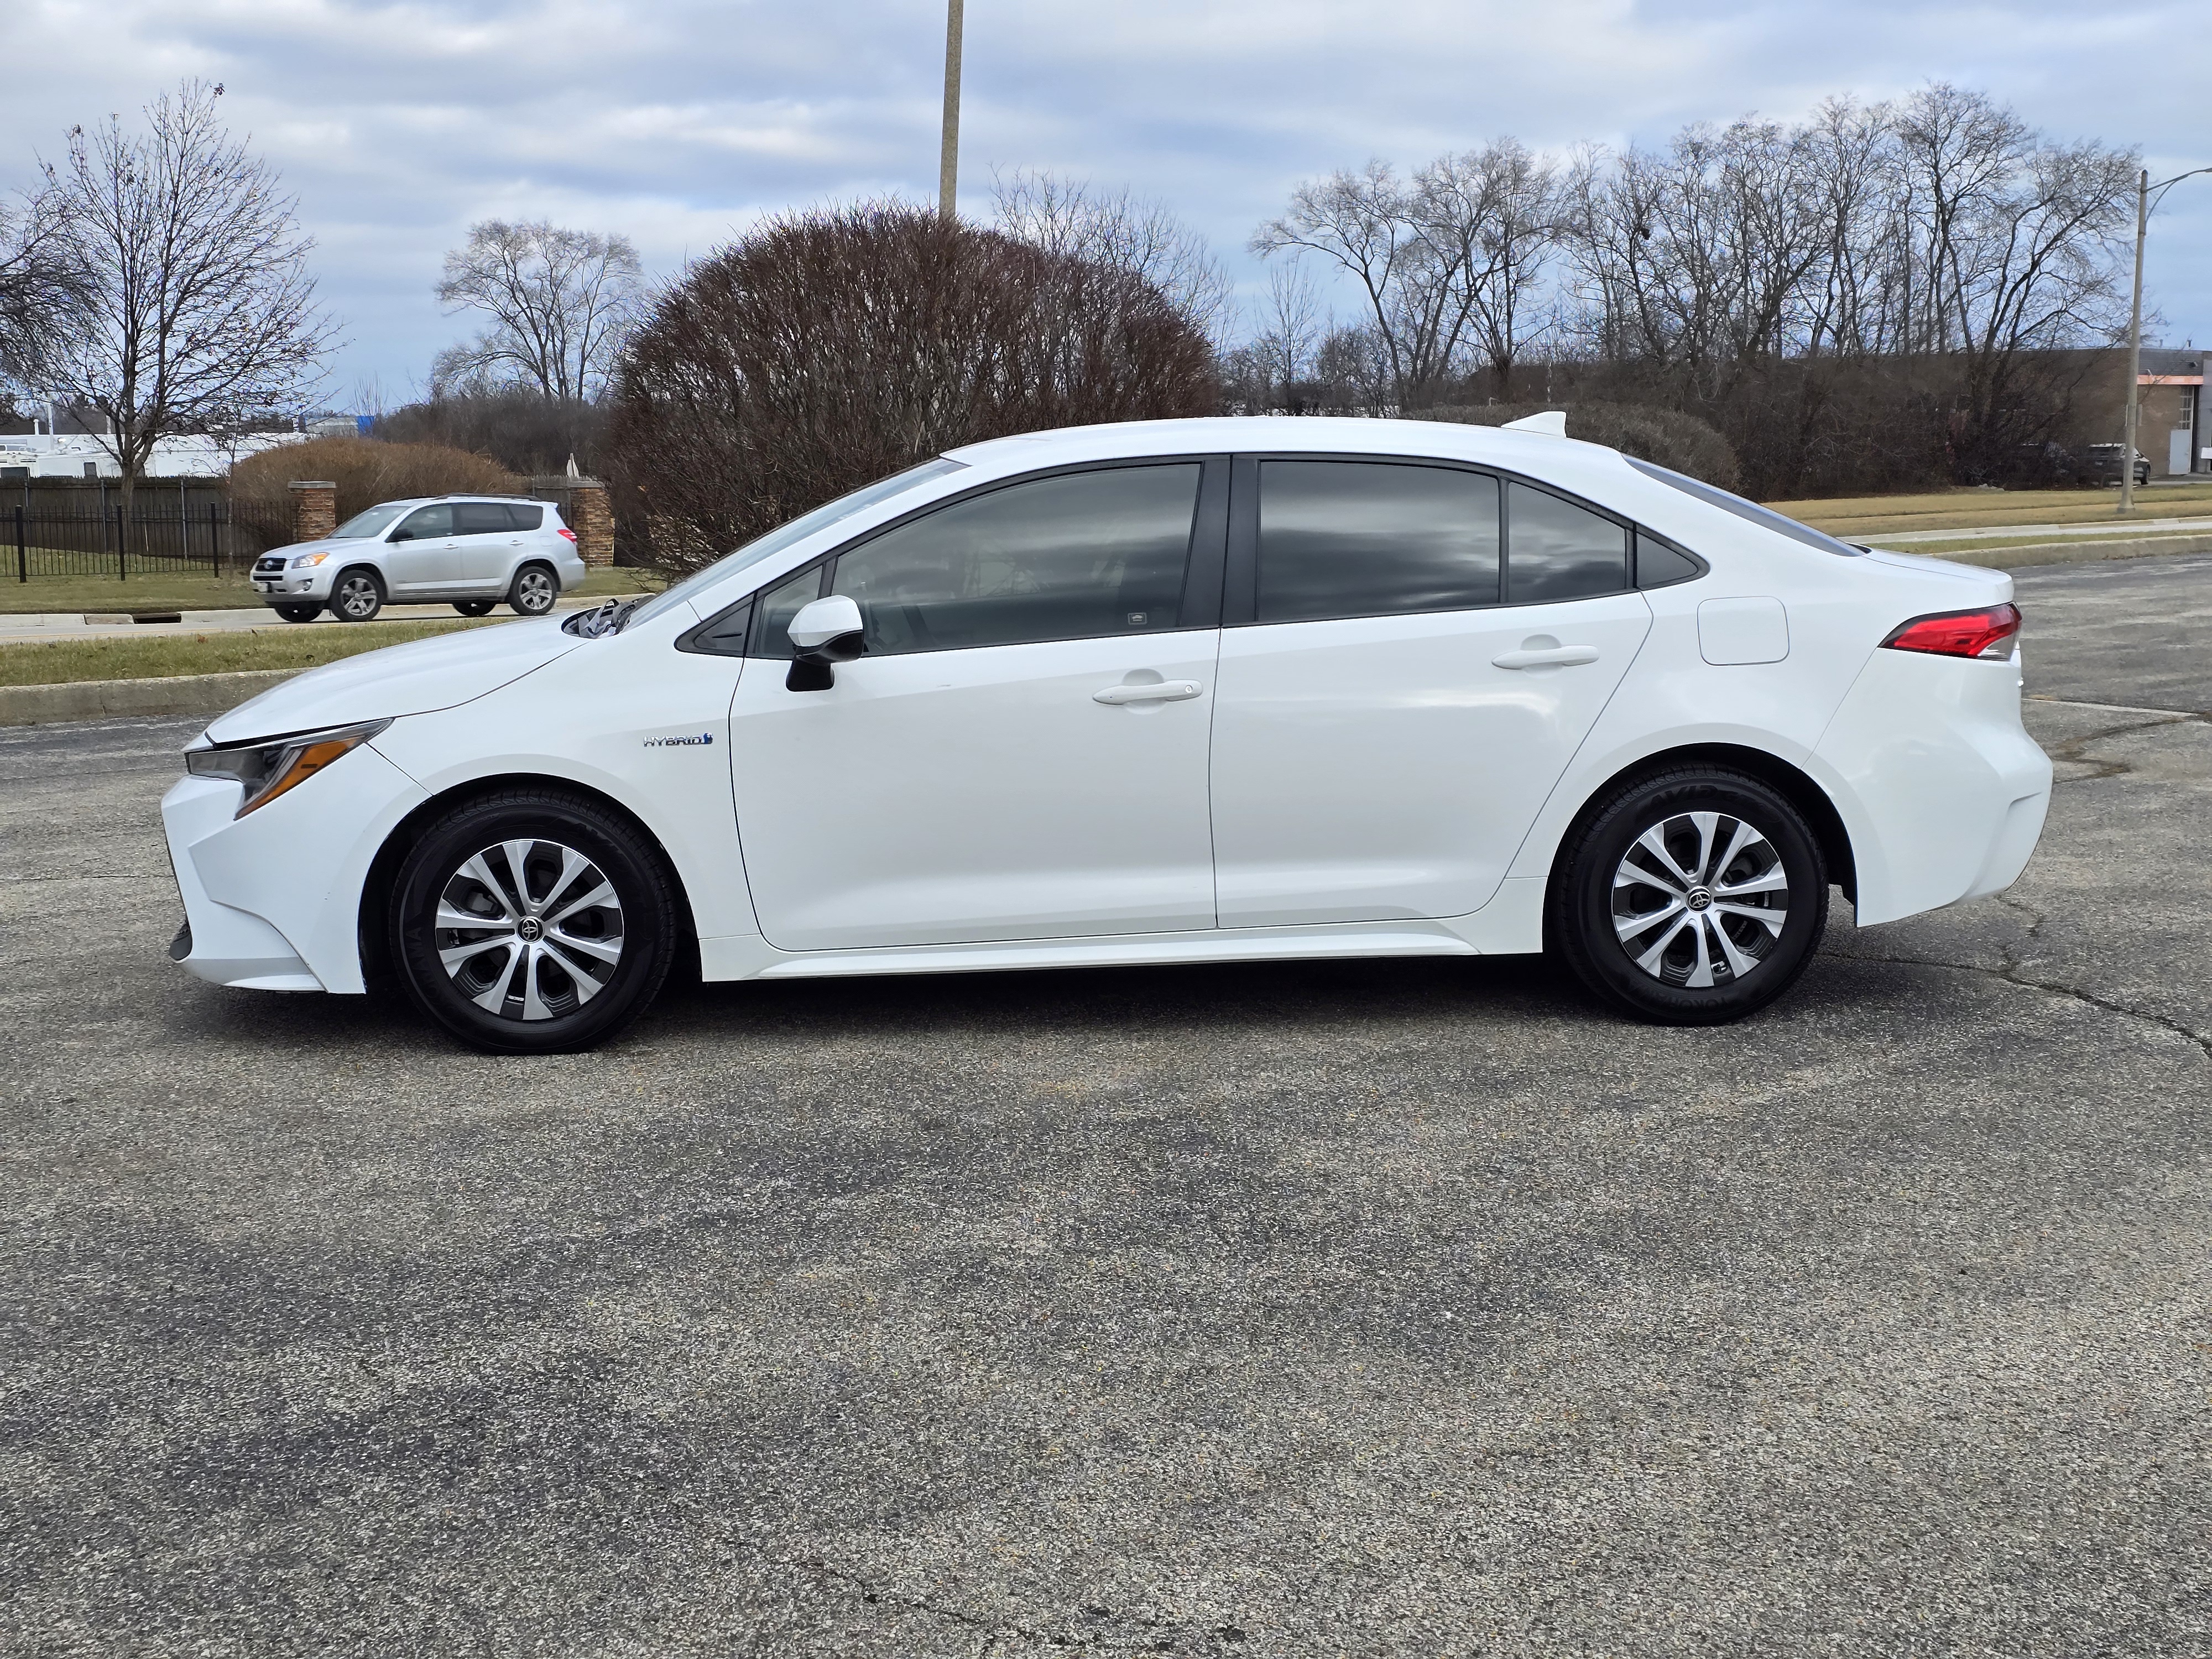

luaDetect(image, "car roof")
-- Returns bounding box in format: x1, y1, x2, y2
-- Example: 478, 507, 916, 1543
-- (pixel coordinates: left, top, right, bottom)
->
942, 415, 1603, 469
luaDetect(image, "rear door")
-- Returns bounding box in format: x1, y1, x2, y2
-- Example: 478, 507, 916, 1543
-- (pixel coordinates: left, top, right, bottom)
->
723, 460, 1228, 951
1208, 457, 1651, 927
455, 502, 523, 588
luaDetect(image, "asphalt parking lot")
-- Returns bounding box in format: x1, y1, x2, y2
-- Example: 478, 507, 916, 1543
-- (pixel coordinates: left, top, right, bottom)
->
4, 555, 2208, 1657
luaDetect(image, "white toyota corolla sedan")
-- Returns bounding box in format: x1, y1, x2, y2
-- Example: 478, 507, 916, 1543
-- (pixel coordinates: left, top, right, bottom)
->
163, 416, 2051, 1052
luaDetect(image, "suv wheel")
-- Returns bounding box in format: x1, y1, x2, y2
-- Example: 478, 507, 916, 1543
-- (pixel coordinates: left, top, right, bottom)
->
331, 568, 384, 622
389, 789, 678, 1054
508, 563, 557, 616
1551, 767, 1828, 1025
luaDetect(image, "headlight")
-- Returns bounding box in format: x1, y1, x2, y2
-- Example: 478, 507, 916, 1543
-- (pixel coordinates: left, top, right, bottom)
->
289, 552, 331, 569
185, 719, 390, 817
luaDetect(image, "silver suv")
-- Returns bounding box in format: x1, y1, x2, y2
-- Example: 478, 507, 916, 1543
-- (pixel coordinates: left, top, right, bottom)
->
250, 495, 591, 623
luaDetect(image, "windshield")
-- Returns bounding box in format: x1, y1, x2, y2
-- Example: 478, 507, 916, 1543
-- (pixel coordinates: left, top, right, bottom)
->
1626, 457, 1865, 557
331, 504, 409, 540
620, 458, 970, 631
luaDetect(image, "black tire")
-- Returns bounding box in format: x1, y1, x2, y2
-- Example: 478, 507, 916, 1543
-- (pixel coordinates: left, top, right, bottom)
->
273, 603, 321, 623
1551, 767, 1828, 1025
389, 789, 679, 1054
508, 562, 558, 616
330, 567, 384, 622
453, 599, 496, 617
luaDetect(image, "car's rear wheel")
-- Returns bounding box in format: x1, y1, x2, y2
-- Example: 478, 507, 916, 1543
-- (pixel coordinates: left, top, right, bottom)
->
453, 599, 496, 617
389, 790, 679, 1053
330, 568, 384, 622
273, 603, 321, 623
508, 563, 557, 616
1551, 767, 1827, 1025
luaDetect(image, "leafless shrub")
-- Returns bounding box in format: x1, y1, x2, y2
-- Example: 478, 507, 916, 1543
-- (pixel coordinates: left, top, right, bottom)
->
228, 435, 518, 546
606, 202, 1218, 578
1415, 400, 1741, 490
992, 169, 1237, 347
375, 391, 609, 478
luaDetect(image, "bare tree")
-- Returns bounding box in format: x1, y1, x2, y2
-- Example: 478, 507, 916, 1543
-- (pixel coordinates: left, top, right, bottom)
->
0, 179, 81, 393
1241, 263, 1327, 410
991, 170, 1235, 347
22, 81, 335, 521
1419, 139, 1562, 398
434, 221, 643, 401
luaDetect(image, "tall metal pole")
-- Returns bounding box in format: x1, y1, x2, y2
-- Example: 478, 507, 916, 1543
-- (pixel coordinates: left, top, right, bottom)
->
938, 0, 964, 224
2120, 168, 2148, 515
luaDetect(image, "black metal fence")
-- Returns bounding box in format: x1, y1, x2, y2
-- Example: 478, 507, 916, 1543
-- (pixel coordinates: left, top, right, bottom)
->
6, 500, 237, 581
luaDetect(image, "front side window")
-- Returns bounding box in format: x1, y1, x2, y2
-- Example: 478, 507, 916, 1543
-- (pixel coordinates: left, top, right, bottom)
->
332, 504, 407, 540
394, 504, 452, 541
824, 465, 1202, 655
1507, 482, 1629, 603
1258, 461, 1500, 623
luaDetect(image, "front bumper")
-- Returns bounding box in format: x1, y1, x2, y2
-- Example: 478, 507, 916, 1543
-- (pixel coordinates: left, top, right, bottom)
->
163, 739, 428, 994
253, 566, 336, 604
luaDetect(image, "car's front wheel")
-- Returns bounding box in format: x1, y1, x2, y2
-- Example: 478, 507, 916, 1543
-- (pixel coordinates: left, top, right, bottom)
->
330, 568, 384, 622
273, 603, 321, 623
389, 789, 679, 1053
1551, 767, 1828, 1025
508, 563, 557, 616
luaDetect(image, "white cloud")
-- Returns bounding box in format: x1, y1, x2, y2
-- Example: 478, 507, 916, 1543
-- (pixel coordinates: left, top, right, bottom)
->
6, 0, 2208, 395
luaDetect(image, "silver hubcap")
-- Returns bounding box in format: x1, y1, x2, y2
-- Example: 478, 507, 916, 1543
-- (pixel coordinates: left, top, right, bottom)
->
434, 839, 624, 1021
1612, 810, 1790, 988
338, 577, 377, 617
517, 570, 554, 610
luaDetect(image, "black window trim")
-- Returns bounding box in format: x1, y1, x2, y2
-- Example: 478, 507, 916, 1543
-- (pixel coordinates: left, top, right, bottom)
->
676, 453, 1232, 660
1224, 450, 1707, 628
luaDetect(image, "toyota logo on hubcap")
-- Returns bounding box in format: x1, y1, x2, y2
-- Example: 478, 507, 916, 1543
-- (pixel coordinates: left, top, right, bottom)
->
1687, 886, 1714, 912
518, 916, 544, 941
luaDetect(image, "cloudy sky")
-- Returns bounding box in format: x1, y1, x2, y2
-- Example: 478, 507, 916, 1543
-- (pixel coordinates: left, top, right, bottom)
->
7, 0, 2209, 403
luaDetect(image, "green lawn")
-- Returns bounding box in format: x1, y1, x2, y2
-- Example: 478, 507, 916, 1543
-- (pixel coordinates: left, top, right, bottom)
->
0, 564, 654, 615
0, 619, 505, 687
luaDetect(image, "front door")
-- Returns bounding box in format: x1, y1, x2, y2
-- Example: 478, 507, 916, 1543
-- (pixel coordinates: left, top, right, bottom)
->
1209, 458, 1652, 926
383, 503, 460, 596
726, 460, 1227, 952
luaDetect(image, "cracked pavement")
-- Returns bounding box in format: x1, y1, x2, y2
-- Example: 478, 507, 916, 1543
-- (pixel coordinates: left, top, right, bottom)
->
3, 555, 2209, 1656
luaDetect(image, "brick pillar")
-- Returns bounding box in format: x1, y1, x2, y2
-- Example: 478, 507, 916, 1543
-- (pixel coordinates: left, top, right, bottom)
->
288, 479, 337, 544
531, 476, 614, 567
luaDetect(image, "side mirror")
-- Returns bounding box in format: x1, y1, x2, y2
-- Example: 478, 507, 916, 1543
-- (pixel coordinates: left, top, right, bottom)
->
785, 594, 866, 691
388, 528, 412, 542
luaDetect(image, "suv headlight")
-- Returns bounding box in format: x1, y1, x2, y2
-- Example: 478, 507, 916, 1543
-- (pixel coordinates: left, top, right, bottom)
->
290, 552, 331, 568
185, 719, 391, 817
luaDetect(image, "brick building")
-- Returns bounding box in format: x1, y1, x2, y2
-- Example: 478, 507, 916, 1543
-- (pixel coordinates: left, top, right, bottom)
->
2137, 347, 2205, 477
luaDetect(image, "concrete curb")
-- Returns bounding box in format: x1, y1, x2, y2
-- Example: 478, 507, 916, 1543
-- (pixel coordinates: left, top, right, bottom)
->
0, 667, 300, 728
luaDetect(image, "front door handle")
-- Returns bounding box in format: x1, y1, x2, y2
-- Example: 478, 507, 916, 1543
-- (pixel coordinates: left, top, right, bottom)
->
1093, 680, 1202, 705
1493, 645, 1600, 670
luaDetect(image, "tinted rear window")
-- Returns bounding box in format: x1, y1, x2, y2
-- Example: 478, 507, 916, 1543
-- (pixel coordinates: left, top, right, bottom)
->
1626, 457, 1865, 556
454, 503, 510, 535
1258, 461, 1500, 623
508, 504, 544, 531
1507, 482, 1627, 602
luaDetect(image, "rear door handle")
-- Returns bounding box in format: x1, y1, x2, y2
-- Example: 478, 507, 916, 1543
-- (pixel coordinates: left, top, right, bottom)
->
1093, 680, 1202, 705
1493, 645, 1600, 670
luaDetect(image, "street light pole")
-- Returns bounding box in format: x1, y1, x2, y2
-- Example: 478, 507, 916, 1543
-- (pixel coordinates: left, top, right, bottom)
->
2120, 170, 2147, 515
938, 0, 964, 225
2119, 163, 2212, 515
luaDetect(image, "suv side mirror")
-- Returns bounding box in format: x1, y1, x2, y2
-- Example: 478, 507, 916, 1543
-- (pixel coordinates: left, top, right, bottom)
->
785, 594, 866, 691
388, 527, 412, 542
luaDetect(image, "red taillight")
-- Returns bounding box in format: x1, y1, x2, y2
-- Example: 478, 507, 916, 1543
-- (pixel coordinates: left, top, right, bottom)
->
557, 527, 577, 543
1880, 603, 2021, 660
